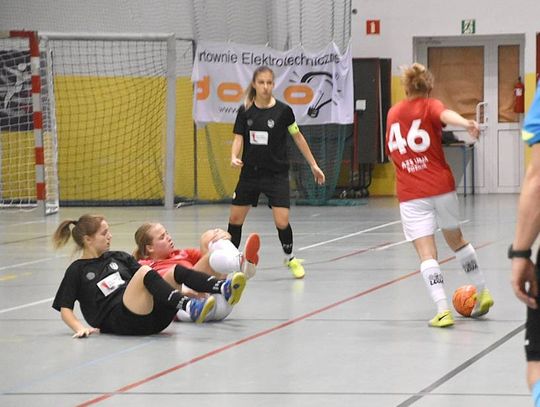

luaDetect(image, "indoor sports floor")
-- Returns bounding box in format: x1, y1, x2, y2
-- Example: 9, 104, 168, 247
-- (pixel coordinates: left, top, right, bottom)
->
0, 194, 533, 406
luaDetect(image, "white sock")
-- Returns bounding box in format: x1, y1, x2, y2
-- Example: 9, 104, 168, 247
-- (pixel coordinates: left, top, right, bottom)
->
176, 295, 233, 322
421, 259, 449, 313
455, 243, 485, 294
209, 239, 242, 274
209, 238, 238, 253
205, 294, 233, 321
185, 300, 193, 316
176, 309, 191, 322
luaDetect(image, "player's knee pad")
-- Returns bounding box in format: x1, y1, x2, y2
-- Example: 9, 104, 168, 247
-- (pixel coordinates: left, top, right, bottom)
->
209, 248, 241, 274
209, 238, 238, 254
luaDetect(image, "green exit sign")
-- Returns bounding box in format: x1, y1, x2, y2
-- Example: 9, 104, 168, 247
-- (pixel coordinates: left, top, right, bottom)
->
461, 19, 476, 34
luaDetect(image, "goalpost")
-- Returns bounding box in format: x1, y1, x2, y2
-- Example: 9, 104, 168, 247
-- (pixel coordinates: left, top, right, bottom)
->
0, 31, 178, 211
0, 30, 59, 214
1, 30, 350, 208
40, 32, 177, 208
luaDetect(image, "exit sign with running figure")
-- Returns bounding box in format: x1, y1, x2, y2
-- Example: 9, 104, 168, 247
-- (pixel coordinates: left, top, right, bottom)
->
461, 19, 476, 34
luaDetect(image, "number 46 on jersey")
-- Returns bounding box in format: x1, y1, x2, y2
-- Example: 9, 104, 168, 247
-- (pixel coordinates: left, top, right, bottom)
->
387, 119, 431, 154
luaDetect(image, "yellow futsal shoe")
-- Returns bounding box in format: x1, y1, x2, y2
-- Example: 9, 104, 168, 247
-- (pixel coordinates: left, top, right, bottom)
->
428, 310, 454, 328
189, 296, 216, 324
286, 257, 305, 279
222, 272, 247, 305
471, 289, 494, 318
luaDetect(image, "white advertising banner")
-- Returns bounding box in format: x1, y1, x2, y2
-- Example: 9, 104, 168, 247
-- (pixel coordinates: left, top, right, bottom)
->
192, 41, 354, 125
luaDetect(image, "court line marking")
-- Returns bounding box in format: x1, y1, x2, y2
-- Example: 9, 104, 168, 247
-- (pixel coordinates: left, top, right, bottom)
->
75, 240, 495, 406
0, 220, 405, 314
0, 220, 46, 227
396, 324, 525, 406
298, 219, 471, 252
4, 390, 531, 397
0, 298, 54, 315
298, 220, 402, 251
1, 219, 492, 404
0, 255, 69, 313
1, 338, 160, 395
0, 255, 68, 272
0, 218, 471, 313
0, 220, 131, 246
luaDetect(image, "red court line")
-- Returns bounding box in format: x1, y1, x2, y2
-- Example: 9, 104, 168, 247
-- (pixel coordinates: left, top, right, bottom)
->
259, 241, 393, 270
78, 240, 495, 406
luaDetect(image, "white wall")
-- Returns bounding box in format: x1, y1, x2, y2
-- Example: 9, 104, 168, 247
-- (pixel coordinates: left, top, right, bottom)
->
351, 0, 539, 74
0, 0, 350, 52
0, 0, 193, 37
4, 0, 537, 71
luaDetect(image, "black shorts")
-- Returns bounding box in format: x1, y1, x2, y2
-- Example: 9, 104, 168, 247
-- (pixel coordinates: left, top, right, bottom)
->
525, 250, 540, 361
100, 302, 177, 336
232, 168, 290, 208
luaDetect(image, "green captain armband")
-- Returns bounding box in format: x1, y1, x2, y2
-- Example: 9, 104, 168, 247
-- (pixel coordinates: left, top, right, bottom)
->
287, 122, 300, 135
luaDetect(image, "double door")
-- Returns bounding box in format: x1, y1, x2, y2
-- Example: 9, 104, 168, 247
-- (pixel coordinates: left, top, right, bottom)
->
415, 35, 525, 193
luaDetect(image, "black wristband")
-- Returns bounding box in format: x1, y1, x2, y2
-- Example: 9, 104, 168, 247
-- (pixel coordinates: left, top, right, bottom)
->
508, 244, 532, 259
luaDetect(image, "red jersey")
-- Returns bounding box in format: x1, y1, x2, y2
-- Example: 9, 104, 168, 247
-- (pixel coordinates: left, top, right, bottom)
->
385, 98, 455, 202
138, 248, 202, 277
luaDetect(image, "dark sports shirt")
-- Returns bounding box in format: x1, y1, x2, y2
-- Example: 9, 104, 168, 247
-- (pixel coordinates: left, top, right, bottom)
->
233, 99, 296, 173
52, 251, 141, 327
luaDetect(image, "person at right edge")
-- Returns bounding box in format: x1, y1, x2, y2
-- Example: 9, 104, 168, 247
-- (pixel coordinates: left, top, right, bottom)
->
510, 79, 540, 407
227, 66, 325, 279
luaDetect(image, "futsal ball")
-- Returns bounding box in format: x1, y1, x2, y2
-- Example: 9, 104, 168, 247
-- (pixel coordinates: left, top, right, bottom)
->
452, 285, 477, 317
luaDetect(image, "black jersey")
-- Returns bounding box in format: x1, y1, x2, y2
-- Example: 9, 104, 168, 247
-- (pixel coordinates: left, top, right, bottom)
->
52, 251, 141, 328
233, 100, 296, 173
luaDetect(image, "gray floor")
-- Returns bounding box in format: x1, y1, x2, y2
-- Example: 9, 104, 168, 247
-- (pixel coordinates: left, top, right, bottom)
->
0, 195, 532, 406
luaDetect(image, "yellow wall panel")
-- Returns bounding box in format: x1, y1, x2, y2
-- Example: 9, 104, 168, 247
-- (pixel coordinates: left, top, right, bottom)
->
368, 75, 405, 196
523, 72, 537, 168
54, 76, 165, 201
173, 79, 237, 202
195, 123, 238, 201
0, 131, 35, 199
174, 77, 195, 199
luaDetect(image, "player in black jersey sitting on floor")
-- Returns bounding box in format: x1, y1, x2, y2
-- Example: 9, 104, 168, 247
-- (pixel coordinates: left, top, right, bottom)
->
52, 214, 246, 337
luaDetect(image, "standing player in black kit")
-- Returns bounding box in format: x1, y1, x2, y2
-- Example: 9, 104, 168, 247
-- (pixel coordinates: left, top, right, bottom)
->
227, 66, 325, 279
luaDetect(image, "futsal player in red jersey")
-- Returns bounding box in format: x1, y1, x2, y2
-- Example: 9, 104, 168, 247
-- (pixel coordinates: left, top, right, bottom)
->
134, 222, 260, 322
385, 63, 493, 327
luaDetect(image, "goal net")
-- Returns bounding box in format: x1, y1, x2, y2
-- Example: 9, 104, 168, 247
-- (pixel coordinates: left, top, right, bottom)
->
39, 32, 178, 207
196, 123, 351, 205
1, 29, 350, 208
0, 30, 59, 214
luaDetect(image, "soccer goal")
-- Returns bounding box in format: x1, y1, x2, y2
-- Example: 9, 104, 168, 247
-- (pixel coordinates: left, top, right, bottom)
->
37, 32, 178, 208
0, 30, 59, 214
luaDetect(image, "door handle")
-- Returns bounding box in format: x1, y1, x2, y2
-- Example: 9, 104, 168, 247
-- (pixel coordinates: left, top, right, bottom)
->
476, 101, 488, 130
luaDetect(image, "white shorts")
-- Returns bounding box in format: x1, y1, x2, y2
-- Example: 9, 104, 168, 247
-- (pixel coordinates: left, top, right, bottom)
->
399, 191, 460, 241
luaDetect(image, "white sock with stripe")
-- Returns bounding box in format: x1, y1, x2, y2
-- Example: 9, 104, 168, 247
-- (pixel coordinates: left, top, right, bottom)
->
421, 259, 449, 313
455, 243, 485, 294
